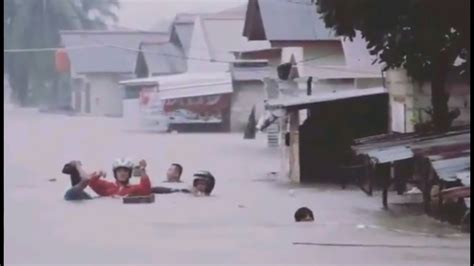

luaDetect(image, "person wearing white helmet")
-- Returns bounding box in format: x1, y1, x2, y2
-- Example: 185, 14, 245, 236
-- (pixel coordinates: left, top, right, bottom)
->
63, 158, 151, 200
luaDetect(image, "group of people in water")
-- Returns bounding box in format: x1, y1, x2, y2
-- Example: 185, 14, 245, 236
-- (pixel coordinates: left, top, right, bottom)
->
62, 158, 215, 201
62, 158, 313, 222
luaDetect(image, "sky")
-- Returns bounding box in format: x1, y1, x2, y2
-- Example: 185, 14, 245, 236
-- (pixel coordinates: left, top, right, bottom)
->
115, 0, 247, 31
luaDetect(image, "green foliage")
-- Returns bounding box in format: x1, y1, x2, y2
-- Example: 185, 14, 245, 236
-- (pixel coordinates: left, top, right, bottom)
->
4, 0, 120, 106
316, 0, 469, 81
316, 0, 470, 131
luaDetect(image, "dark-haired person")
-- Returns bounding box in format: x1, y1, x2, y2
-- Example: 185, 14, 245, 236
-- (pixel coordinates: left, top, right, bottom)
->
294, 207, 314, 222
165, 163, 183, 183
63, 158, 151, 201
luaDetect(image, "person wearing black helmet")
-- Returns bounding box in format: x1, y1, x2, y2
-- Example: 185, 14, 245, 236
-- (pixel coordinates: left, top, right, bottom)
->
294, 207, 314, 222
150, 169, 216, 196
192, 170, 215, 196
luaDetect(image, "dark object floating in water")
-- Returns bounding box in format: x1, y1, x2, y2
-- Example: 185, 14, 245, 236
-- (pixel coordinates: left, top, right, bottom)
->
294, 207, 314, 222
123, 194, 155, 204
48, 178, 57, 182
293, 242, 469, 250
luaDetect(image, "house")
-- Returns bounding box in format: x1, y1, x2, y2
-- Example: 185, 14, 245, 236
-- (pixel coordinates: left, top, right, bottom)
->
243, 0, 345, 71
265, 87, 389, 183
120, 6, 271, 132
60, 30, 168, 116
240, 0, 387, 151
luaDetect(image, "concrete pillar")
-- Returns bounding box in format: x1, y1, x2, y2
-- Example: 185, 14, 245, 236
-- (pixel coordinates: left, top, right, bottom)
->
288, 110, 300, 183
386, 69, 431, 133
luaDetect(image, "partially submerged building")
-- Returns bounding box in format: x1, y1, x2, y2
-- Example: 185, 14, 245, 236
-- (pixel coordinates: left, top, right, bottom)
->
121, 6, 270, 132
61, 30, 168, 116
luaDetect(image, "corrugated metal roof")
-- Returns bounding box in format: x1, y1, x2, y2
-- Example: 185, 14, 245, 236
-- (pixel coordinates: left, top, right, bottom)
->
352, 128, 470, 182
353, 127, 470, 154
140, 42, 186, 75
430, 156, 470, 182
265, 87, 387, 109
244, 0, 338, 41
61, 31, 168, 74
367, 146, 414, 164
457, 171, 470, 186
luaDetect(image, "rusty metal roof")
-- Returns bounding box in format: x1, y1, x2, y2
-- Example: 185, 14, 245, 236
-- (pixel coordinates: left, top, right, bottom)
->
456, 171, 470, 186
366, 146, 414, 164
430, 156, 470, 182
352, 127, 471, 184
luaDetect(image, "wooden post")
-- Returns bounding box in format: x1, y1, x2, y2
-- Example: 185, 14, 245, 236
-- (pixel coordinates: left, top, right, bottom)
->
368, 162, 374, 197
289, 110, 300, 183
438, 181, 444, 221
423, 167, 433, 214
382, 163, 391, 209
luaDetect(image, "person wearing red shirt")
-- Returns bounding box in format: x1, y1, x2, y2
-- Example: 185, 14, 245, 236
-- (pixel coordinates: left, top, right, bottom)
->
63, 158, 151, 201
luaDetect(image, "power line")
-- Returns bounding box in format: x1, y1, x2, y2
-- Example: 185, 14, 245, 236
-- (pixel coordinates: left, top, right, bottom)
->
4, 43, 342, 66
4, 44, 106, 53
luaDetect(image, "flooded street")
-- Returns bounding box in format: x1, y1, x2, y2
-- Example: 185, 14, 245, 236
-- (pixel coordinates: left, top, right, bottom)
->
4, 108, 470, 265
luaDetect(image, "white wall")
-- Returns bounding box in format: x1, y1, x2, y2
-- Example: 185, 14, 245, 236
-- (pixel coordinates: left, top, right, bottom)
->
386, 68, 470, 132
271, 40, 346, 70
87, 74, 125, 117
230, 80, 266, 132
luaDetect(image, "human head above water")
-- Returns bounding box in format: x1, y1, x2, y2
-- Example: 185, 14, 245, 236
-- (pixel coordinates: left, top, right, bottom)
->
112, 158, 134, 185
192, 170, 215, 196
167, 163, 183, 182
294, 207, 314, 222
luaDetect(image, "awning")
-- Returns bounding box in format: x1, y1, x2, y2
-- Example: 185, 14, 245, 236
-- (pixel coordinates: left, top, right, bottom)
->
119, 72, 233, 99
352, 127, 470, 167
265, 87, 387, 110
160, 82, 232, 100
457, 171, 470, 186
430, 156, 470, 182
366, 146, 414, 164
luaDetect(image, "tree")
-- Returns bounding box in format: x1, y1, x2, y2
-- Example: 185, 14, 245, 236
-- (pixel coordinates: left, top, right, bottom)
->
4, 0, 119, 106
316, 0, 470, 131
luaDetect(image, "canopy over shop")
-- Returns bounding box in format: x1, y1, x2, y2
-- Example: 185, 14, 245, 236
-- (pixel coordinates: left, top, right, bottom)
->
120, 72, 233, 131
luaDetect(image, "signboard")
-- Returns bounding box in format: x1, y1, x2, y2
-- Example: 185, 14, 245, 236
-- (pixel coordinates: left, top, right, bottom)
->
139, 87, 164, 117
163, 94, 230, 124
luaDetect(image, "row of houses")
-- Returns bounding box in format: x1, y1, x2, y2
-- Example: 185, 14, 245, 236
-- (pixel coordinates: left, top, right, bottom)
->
60, 1, 388, 133
60, 0, 470, 183
59, 0, 470, 227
